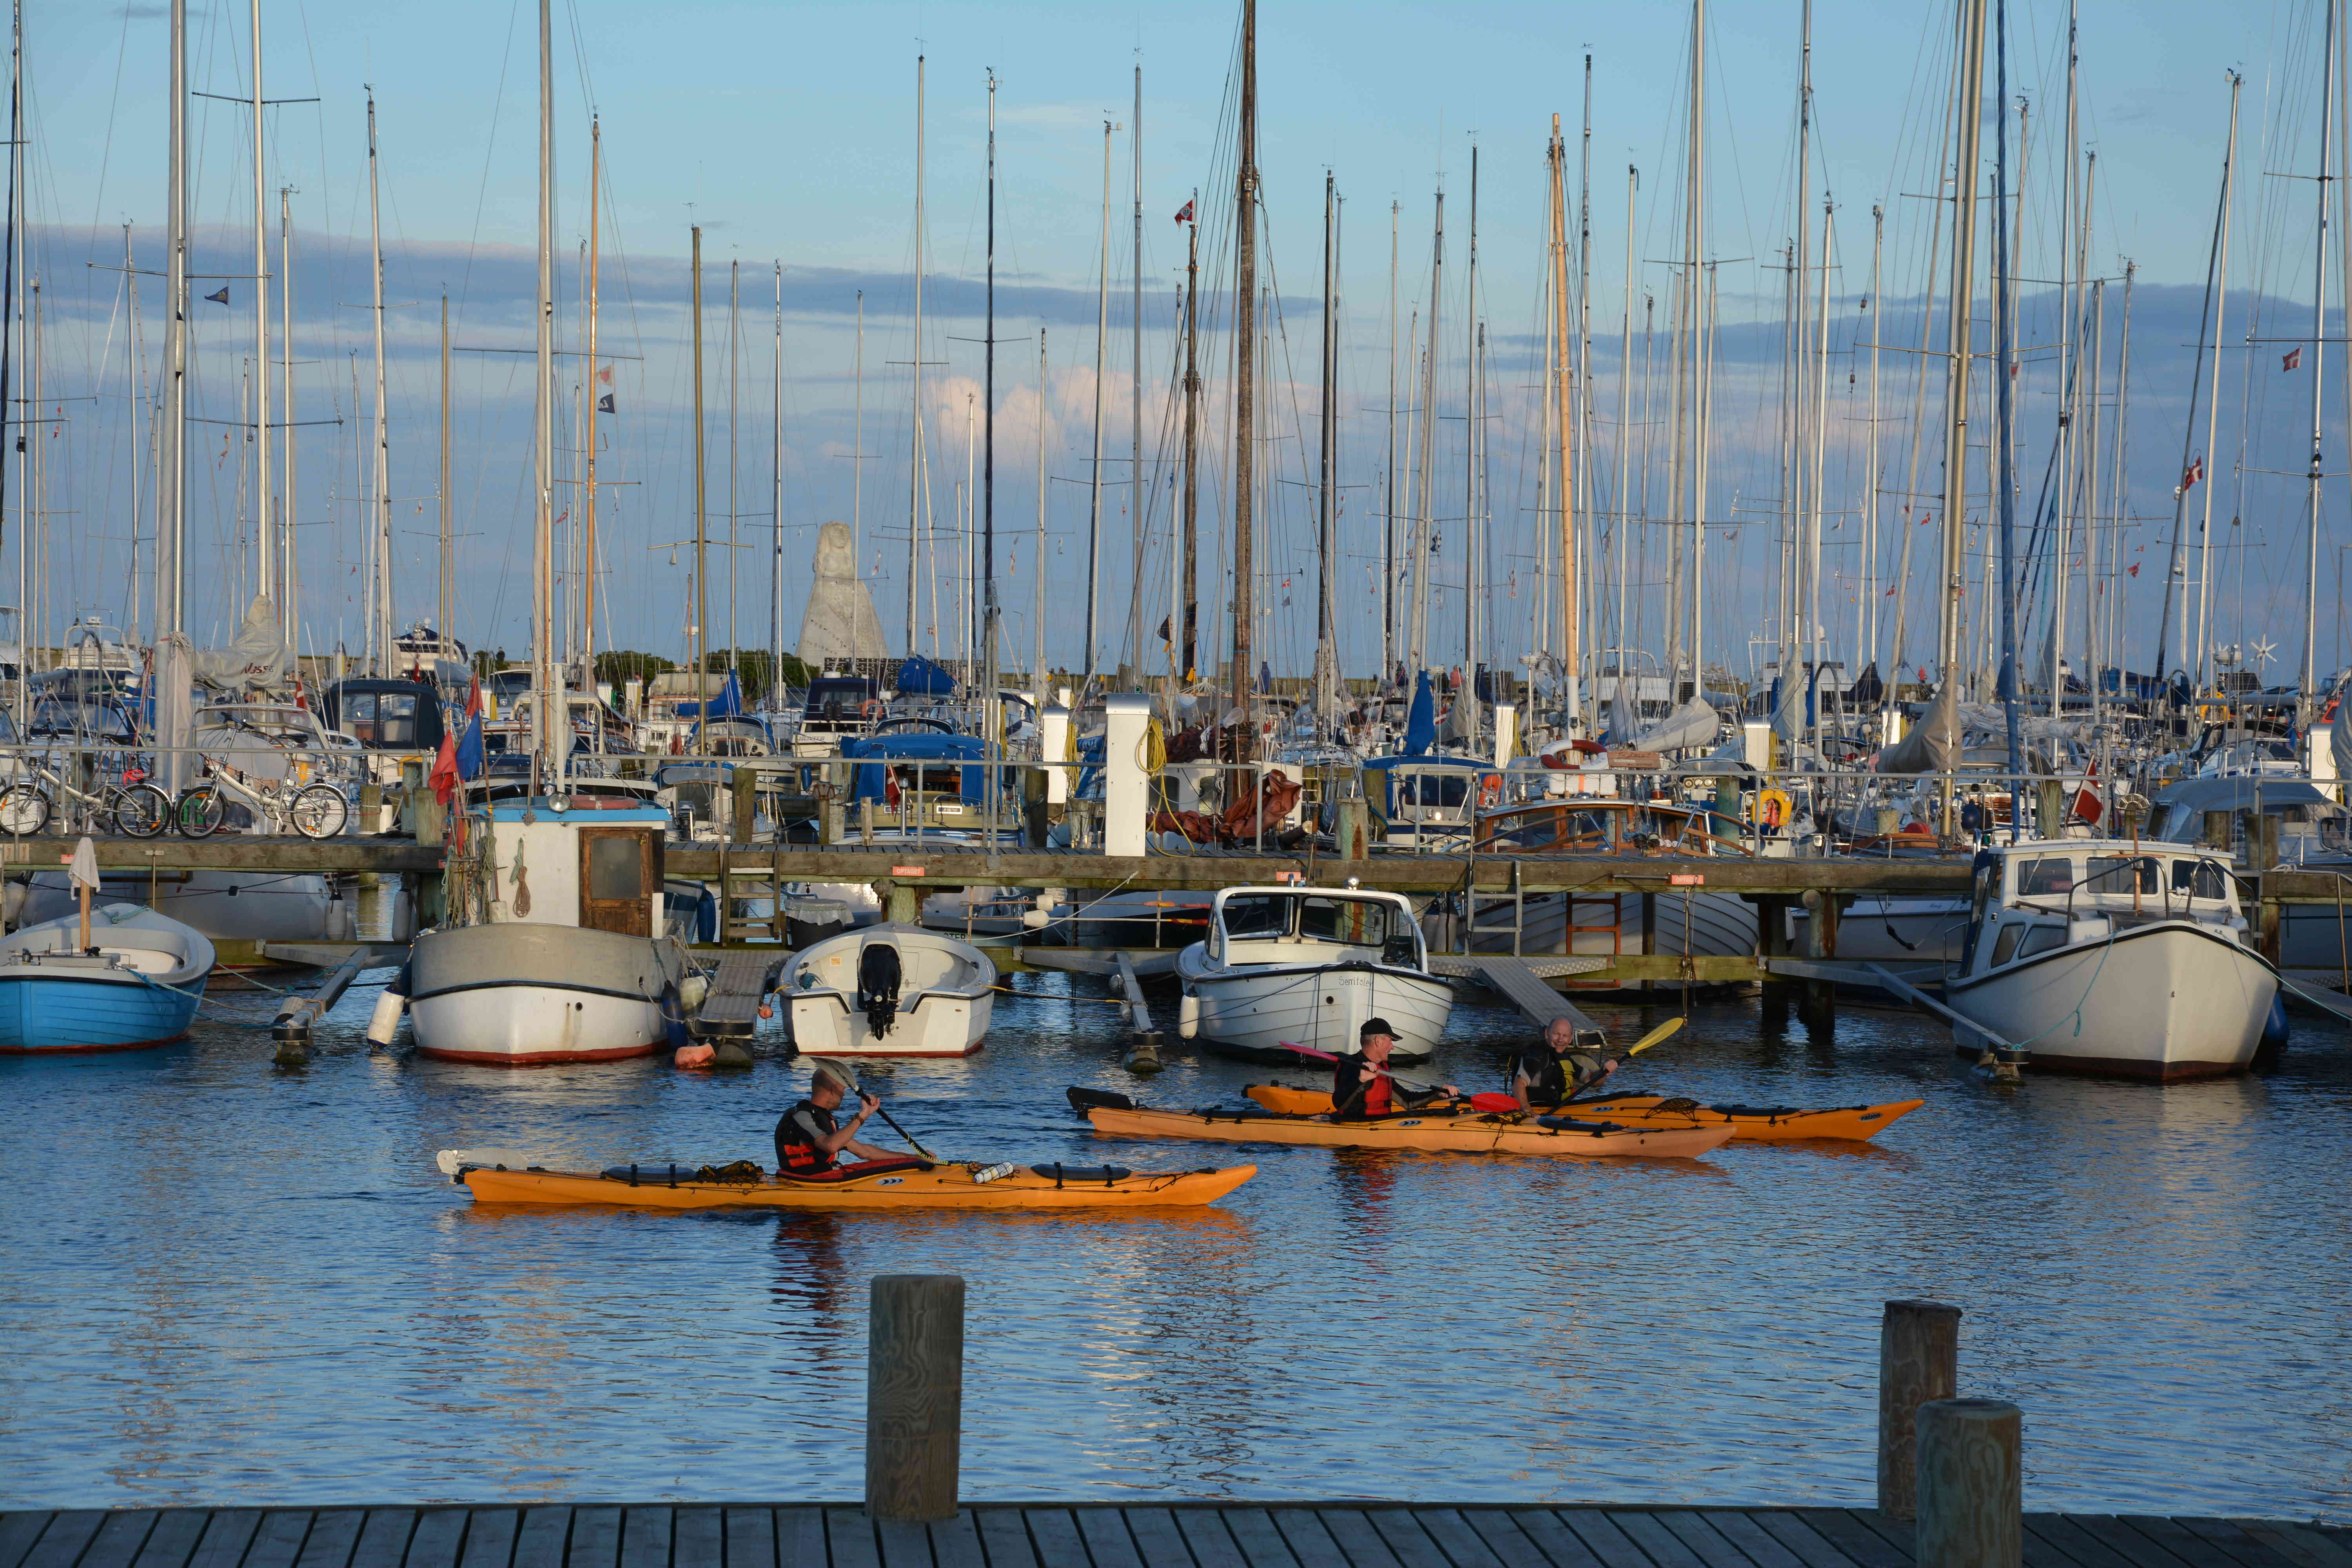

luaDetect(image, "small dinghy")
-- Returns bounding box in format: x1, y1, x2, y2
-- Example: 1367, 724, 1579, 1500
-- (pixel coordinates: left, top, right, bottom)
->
0, 902, 215, 1053
784, 923, 994, 1056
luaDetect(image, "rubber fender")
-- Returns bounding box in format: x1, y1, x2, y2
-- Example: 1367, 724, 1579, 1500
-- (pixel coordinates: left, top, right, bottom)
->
365, 987, 407, 1047
1178, 990, 1200, 1040
679, 973, 711, 1013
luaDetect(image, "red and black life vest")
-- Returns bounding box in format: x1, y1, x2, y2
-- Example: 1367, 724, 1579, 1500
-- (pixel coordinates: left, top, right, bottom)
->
774, 1099, 838, 1174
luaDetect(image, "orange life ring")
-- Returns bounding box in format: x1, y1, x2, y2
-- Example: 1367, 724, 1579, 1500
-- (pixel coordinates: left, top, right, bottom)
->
860, 699, 886, 721
1757, 788, 1793, 829
1479, 773, 1503, 808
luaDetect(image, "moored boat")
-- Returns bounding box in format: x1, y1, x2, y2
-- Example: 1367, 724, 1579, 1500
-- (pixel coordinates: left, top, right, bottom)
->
1178, 885, 1453, 1065
0, 901, 214, 1053
448, 1154, 1255, 1210
784, 923, 995, 1057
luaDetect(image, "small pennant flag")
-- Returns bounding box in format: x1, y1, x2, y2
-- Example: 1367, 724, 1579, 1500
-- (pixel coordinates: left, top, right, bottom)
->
597, 392, 615, 414
596, 364, 614, 386
2127, 562, 2140, 577
2284, 347, 2303, 371
2181, 456, 2203, 492
204, 285, 229, 305
1173, 199, 1194, 225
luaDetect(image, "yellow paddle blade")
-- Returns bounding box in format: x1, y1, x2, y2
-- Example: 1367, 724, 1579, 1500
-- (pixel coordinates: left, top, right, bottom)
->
1625, 1016, 1686, 1056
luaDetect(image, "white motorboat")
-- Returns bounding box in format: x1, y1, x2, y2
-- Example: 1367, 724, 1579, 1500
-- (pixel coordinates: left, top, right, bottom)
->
1944, 838, 2281, 1081
1177, 885, 1453, 1065
405, 797, 690, 1066
784, 924, 994, 1057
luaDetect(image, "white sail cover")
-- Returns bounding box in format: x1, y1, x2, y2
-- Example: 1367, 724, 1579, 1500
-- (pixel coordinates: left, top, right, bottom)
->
190, 595, 292, 697
149, 634, 196, 797
1875, 681, 1960, 774
1630, 696, 1720, 755
797, 520, 889, 665
2334, 688, 2352, 780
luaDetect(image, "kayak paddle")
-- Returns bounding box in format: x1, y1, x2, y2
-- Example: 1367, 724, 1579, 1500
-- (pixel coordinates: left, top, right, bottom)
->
1625, 1016, 1686, 1055
849, 1085, 937, 1161
1271, 1041, 1520, 1111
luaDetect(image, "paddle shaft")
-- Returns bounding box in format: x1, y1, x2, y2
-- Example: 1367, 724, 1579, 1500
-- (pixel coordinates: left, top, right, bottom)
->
1280, 1041, 1448, 1094
860, 1098, 936, 1161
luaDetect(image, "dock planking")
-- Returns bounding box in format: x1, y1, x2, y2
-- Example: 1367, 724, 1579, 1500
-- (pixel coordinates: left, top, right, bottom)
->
2, 1509, 2346, 1568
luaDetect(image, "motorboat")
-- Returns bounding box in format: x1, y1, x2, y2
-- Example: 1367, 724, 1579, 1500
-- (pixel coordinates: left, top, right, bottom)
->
783, 923, 994, 1057
404, 796, 692, 1065
1177, 885, 1453, 1065
0, 902, 214, 1053
1943, 838, 2280, 1080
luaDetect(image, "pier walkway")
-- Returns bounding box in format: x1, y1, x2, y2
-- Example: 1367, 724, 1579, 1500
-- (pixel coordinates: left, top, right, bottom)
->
5, 1503, 2343, 1568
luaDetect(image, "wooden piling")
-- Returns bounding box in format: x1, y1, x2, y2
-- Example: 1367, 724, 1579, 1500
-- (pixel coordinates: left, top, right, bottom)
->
864, 1273, 964, 1521
2203, 809, 2234, 853
1877, 1298, 1963, 1519
732, 767, 758, 843
1915, 1397, 2022, 1568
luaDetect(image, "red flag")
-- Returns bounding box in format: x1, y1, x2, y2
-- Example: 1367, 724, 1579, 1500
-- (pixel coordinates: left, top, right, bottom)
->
2284, 347, 2303, 371
1173, 199, 1194, 225
430, 676, 483, 808
2180, 457, 2203, 492
2127, 562, 2140, 577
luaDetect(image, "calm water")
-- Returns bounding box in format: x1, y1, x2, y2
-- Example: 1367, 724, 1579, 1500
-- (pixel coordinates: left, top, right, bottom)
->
2, 963, 2348, 1517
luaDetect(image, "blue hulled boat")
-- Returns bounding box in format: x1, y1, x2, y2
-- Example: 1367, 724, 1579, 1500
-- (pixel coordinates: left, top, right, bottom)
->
0, 903, 216, 1053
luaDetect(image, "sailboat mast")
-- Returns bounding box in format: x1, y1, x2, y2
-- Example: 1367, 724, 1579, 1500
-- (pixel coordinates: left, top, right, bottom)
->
1464, 147, 1481, 688
1861, 203, 1883, 674
690, 225, 707, 753
1551, 118, 1576, 726
158, 0, 183, 647
1034, 328, 1047, 706
1574, 56, 1592, 710
1128, 62, 1143, 685
1409, 191, 1441, 675
533, 0, 557, 780
2304, 0, 2337, 723
772, 263, 783, 682
584, 116, 600, 693
1993, 0, 2024, 802
251, 0, 271, 607
1383, 201, 1398, 681
1937, 0, 1988, 692
908, 55, 924, 659
1314, 170, 1338, 730
2194, 105, 2238, 697
1231, 0, 1258, 739
728, 260, 741, 674
1616, 165, 1636, 693
1085, 118, 1111, 686
1180, 199, 1200, 681
439, 293, 450, 646
984, 71, 998, 716
1685, 0, 1708, 700
366, 90, 391, 674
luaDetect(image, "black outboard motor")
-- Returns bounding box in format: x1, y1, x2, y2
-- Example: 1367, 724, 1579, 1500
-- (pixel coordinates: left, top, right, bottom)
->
856, 939, 903, 1038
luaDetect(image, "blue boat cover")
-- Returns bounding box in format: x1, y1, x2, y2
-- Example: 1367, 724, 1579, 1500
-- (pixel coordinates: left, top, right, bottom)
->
895, 655, 957, 697
1402, 671, 1437, 756
844, 732, 991, 803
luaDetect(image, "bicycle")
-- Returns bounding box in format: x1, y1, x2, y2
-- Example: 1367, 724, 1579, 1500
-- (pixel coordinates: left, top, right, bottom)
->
176, 755, 350, 840
0, 756, 172, 838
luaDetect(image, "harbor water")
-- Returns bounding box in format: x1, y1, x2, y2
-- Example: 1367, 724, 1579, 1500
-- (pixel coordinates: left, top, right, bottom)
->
2, 969, 2347, 1518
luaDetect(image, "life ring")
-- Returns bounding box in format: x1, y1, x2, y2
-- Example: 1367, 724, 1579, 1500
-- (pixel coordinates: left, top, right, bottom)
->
1479, 773, 1503, 808
860, 699, 886, 721
1757, 788, 1793, 829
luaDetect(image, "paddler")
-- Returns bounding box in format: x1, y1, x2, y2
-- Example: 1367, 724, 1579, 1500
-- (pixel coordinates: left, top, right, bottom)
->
1507, 1016, 1620, 1111
1329, 1018, 1459, 1119
774, 1061, 906, 1174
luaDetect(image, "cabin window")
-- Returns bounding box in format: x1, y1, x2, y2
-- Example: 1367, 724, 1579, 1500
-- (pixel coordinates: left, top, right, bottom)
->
2017, 924, 2067, 960
2171, 858, 2229, 901
1990, 924, 2024, 966
2084, 855, 2158, 895
579, 828, 657, 937
1300, 897, 1391, 946
2018, 857, 2075, 897
1222, 895, 1290, 938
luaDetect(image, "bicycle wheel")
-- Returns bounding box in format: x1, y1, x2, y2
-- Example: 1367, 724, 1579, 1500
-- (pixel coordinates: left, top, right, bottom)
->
289, 783, 350, 840
0, 783, 50, 837
111, 783, 173, 840
176, 786, 227, 839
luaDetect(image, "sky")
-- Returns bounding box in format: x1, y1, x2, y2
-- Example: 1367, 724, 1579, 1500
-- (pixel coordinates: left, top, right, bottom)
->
14, 0, 2352, 688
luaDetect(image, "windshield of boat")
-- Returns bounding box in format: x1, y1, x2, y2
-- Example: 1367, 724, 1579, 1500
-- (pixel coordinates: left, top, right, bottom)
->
1220, 893, 1398, 948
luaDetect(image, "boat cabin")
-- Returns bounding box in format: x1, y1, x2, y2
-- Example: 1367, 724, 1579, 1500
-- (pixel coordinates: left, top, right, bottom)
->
1204, 886, 1425, 971
1474, 799, 1748, 857
792, 673, 886, 757
1958, 839, 2251, 978
458, 797, 670, 938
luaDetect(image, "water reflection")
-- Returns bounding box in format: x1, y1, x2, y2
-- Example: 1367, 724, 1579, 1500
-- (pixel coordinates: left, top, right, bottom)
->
0, 980, 2347, 1519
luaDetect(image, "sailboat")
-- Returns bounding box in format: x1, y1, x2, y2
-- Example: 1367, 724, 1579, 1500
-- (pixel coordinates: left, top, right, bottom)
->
401, 0, 691, 1067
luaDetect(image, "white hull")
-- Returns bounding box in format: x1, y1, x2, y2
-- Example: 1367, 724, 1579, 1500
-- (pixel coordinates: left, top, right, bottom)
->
410, 985, 669, 1065
1177, 944, 1454, 1063
21, 870, 348, 952
1947, 922, 2276, 1080
407, 922, 686, 1066
784, 924, 995, 1057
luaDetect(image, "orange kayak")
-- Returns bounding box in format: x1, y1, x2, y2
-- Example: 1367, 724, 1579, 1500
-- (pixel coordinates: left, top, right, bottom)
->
1244, 1083, 1923, 1142
1078, 1094, 1732, 1160
460, 1158, 1256, 1210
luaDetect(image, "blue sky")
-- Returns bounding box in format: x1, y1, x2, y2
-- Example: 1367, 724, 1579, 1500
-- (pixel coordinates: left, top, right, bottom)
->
17, 0, 2349, 684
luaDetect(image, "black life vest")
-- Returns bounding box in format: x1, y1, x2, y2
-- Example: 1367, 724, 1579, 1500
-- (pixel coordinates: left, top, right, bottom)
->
1329, 1053, 1392, 1119
774, 1098, 839, 1174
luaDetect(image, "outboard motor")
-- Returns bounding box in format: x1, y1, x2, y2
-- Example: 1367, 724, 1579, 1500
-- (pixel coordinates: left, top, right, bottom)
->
856, 939, 903, 1038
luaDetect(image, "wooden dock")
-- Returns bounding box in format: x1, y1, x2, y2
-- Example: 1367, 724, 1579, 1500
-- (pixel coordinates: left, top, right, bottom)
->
5, 1503, 2345, 1568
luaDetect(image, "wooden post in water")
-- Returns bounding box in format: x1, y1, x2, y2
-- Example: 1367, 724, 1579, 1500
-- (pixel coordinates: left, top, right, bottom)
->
2203, 809, 2233, 852
1915, 1397, 2021, 1568
1878, 1298, 1962, 1519
865, 1273, 964, 1521
731, 766, 758, 845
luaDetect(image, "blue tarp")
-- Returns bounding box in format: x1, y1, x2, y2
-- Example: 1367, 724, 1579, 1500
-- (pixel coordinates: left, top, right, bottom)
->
844, 732, 992, 803
675, 670, 744, 719
1402, 671, 1437, 756
895, 655, 957, 698
1361, 751, 1487, 818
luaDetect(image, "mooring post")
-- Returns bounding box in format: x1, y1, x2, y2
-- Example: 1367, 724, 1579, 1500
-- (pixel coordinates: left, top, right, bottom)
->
865, 1273, 964, 1521
1915, 1397, 2022, 1568
2204, 809, 2233, 853
1878, 1298, 1963, 1519
731, 766, 758, 844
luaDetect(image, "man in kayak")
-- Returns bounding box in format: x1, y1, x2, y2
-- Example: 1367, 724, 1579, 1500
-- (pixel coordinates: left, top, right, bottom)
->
1329, 1018, 1458, 1119
1508, 1016, 1619, 1111
775, 1061, 905, 1174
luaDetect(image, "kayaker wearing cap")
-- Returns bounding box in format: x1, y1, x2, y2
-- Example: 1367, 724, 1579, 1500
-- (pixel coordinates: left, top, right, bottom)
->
774, 1061, 903, 1174
1508, 1016, 1619, 1111
1329, 1018, 1458, 1119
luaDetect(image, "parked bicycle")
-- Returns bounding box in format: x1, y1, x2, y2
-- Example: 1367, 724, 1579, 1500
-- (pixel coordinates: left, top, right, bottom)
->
0, 757, 172, 838
176, 755, 350, 840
